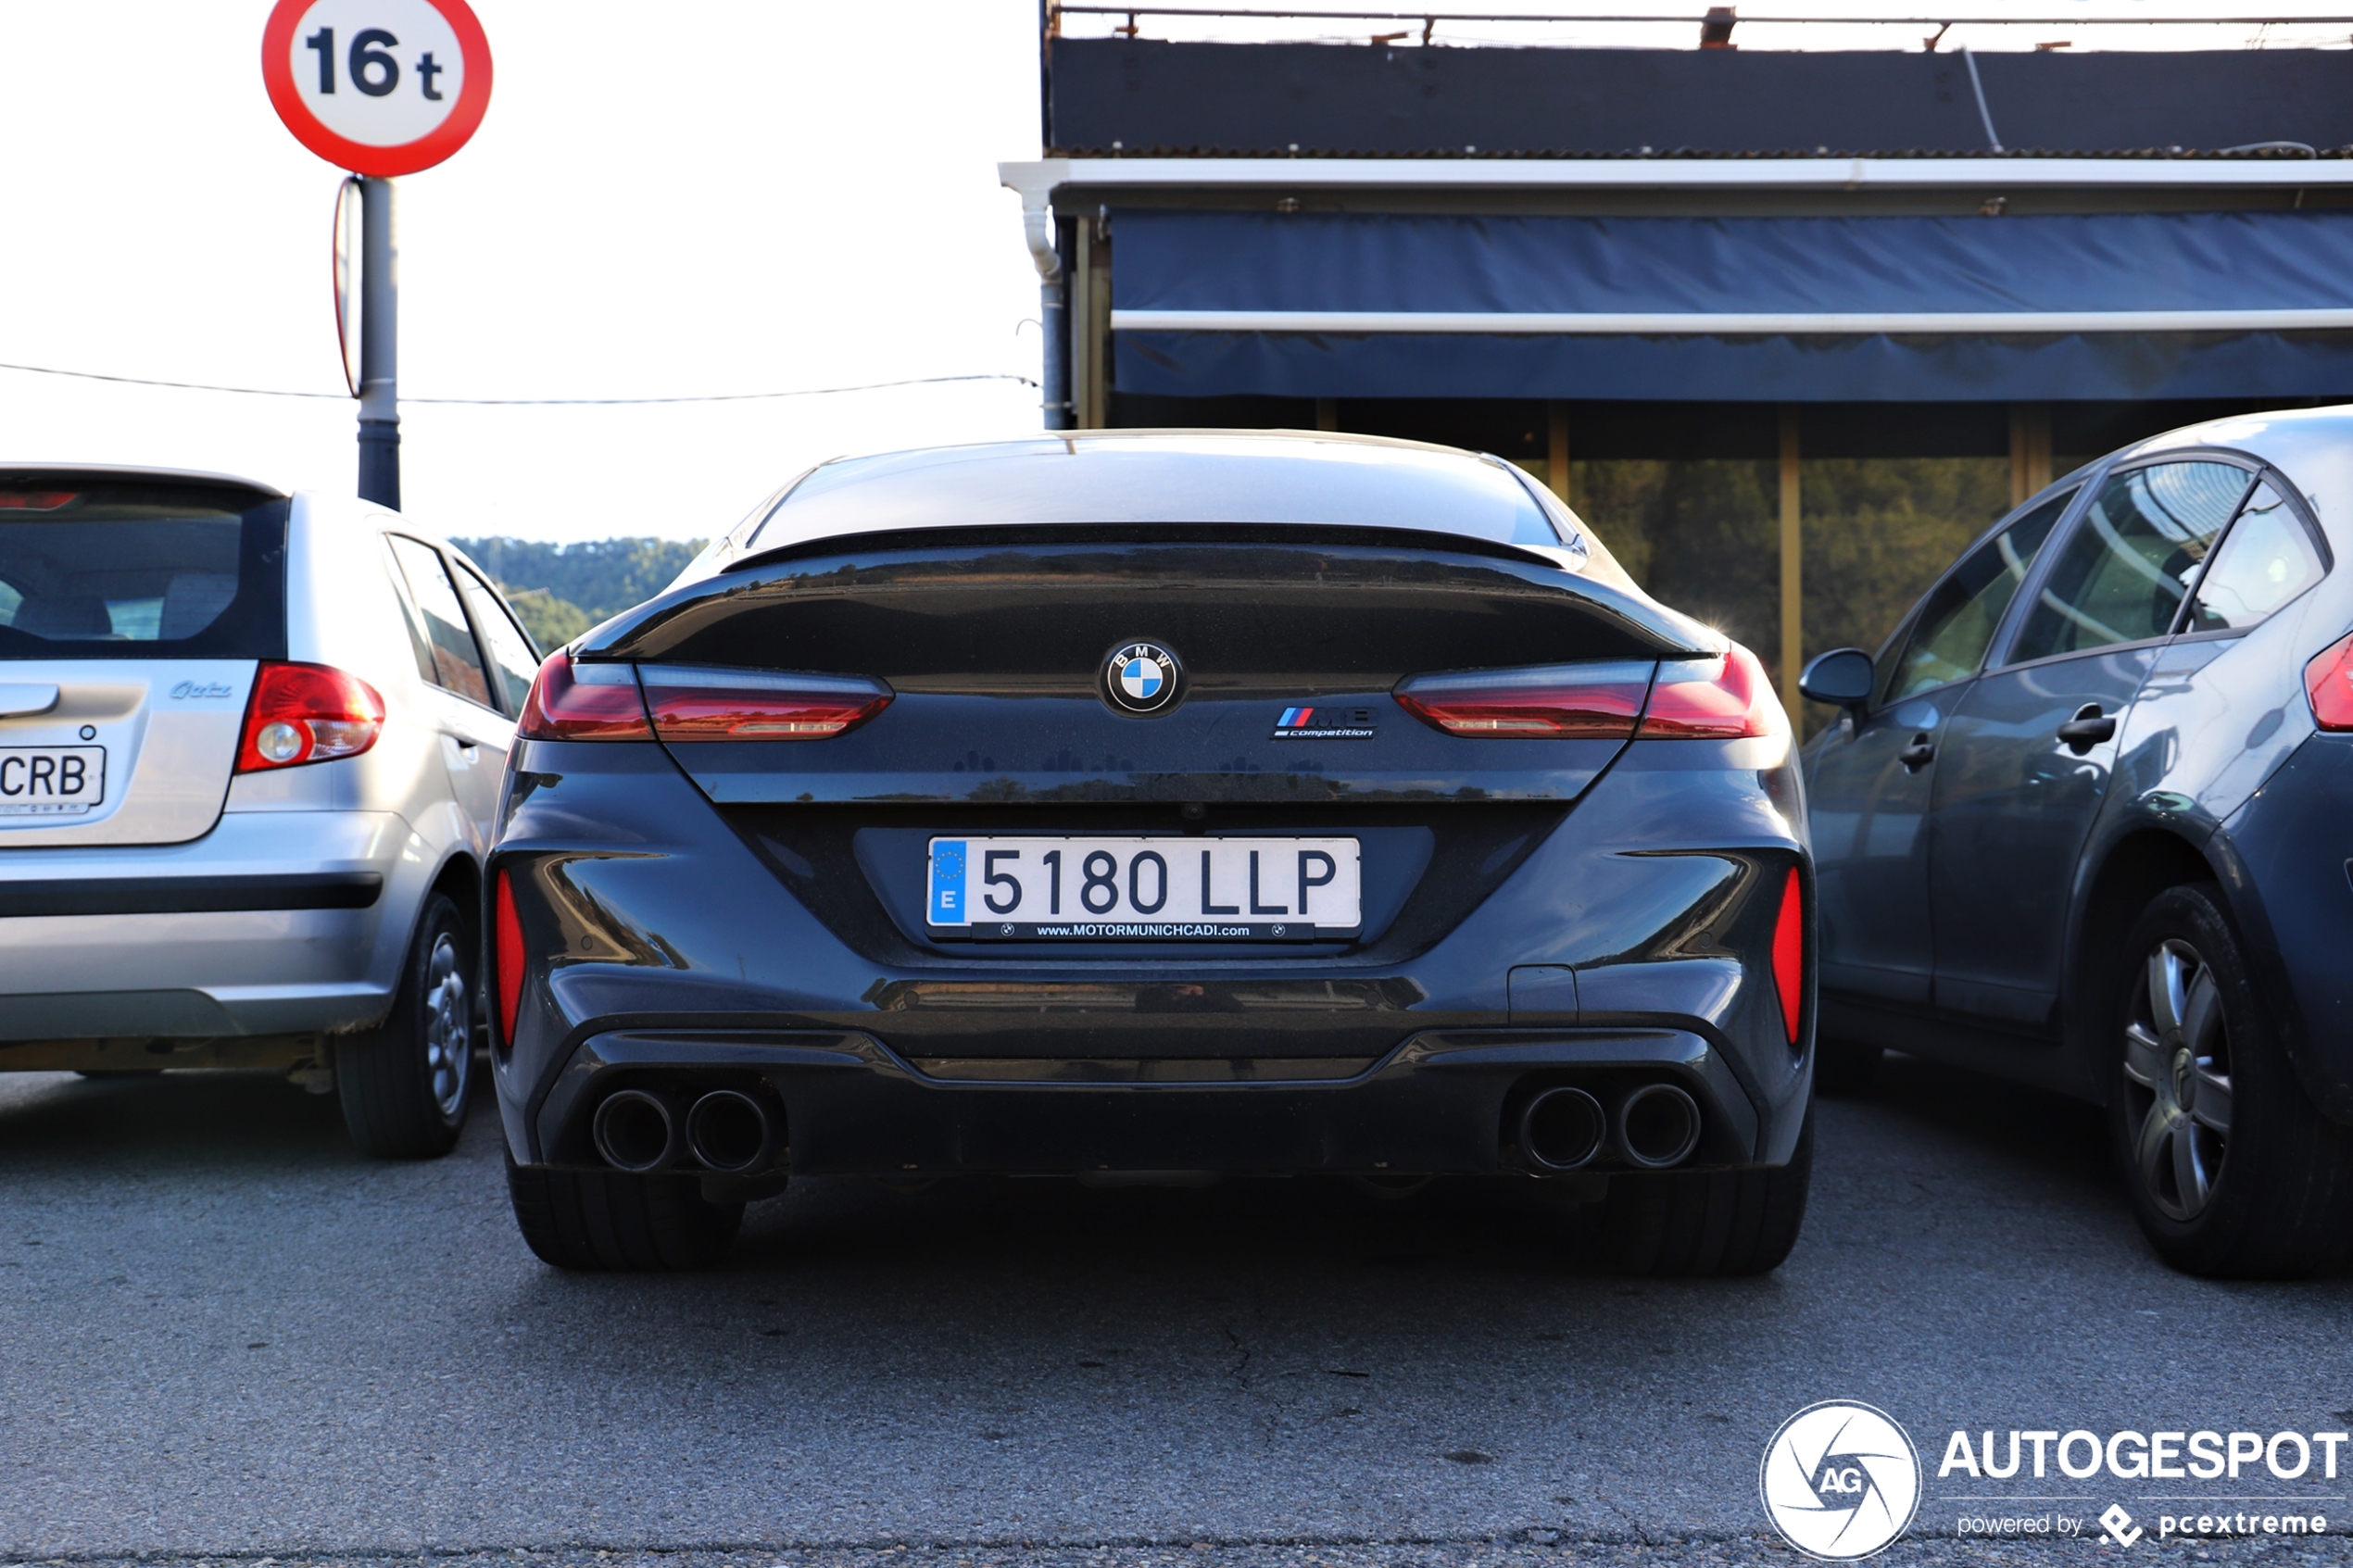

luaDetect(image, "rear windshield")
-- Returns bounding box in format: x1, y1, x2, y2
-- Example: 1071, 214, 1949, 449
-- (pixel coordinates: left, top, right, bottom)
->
0, 483, 287, 660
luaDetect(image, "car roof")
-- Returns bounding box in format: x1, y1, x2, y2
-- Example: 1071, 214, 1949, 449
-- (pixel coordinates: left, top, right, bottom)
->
740, 430, 1567, 555
0, 462, 288, 499
2121, 403, 2353, 546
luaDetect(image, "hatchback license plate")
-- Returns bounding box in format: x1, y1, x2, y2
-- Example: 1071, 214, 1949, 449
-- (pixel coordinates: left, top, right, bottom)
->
927, 835, 1361, 939
0, 746, 105, 817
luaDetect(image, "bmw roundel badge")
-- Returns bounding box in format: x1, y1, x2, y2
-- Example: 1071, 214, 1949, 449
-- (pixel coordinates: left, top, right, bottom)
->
1101, 640, 1183, 715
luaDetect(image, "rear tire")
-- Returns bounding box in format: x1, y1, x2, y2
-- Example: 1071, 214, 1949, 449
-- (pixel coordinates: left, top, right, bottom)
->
1601, 1110, 1814, 1276
2108, 884, 2353, 1278
1813, 1038, 1881, 1098
506, 1157, 744, 1270
338, 892, 473, 1160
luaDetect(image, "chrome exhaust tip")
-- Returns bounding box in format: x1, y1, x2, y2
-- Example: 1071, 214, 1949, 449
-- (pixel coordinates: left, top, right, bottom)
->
1519, 1085, 1608, 1172
1618, 1083, 1702, 1169
685, 1089, 781, 1174
592, 1088, 681, 1173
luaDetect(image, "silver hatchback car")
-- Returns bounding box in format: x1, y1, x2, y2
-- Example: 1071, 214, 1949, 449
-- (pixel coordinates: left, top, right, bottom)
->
0, 465, 542, 1156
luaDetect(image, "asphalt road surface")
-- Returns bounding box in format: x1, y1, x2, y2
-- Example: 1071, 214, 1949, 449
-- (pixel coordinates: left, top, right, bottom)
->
3, 1053, 2350, 1566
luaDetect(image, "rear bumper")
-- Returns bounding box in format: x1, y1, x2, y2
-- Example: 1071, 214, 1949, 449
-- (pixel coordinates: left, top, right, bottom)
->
2220, 732, 2353, 1123
492, 736, 1818, 1178
521, 1025, 1763, 1176
0, 810, 428, 1042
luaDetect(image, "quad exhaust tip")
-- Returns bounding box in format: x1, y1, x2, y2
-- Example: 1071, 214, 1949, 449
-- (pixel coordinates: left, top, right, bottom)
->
1618, 1082, 1703, 1169
685, 1088, 782, 1174
1520, 1085, 1608, 1172
593, 1085, 783, 1174
592, 1088, 682, 1173
1518, 1081, 1704, 1172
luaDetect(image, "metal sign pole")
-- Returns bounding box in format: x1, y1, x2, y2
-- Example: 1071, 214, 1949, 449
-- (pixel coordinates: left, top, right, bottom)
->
357, 175, 400, 509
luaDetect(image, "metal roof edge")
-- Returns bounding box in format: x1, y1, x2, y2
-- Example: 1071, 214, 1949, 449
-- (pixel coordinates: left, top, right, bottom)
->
1000, 155, 2353, 195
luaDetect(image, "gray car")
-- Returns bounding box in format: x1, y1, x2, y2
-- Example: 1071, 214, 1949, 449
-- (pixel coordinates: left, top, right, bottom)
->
0, 465, 542, 1156
1800, 407, 2353, 1276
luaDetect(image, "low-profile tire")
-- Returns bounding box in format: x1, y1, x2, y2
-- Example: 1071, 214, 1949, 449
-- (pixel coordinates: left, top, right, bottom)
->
1601, 1109, 1814, 1276
1813, 1038, 1881, 1098
506, 1156, 744, 1271
337, 892, 474, 1159
2108, 883, 2353, 1279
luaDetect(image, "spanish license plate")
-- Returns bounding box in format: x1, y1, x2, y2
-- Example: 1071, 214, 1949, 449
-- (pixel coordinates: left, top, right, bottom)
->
0, 746, 105, 817
927, 835, 1361, 939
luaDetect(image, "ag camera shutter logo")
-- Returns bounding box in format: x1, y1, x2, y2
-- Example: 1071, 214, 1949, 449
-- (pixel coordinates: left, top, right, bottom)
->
1760, 1400, 1922, 1560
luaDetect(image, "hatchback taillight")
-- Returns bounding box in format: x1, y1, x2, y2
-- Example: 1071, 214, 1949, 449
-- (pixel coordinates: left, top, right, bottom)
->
1638, 645, 1784, 740
234, 662, 385, 772
2306, 632, 2353, 731
637, 665, 893, 741
1392, 660, 1655, 738
514, 651, 652, 740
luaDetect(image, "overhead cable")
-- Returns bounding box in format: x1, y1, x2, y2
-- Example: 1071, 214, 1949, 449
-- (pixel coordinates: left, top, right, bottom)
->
0, 361, 1038, 404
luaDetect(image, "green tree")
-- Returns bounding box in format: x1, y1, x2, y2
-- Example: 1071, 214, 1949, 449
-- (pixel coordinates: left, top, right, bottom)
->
453, 537, 707, 625
504, 587, 594, 650
1567, 456, 2010, 733
1799, 458, 2008, 664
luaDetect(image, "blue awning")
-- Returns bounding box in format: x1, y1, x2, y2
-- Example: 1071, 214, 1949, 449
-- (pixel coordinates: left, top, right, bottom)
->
1109, 209, 2353, 402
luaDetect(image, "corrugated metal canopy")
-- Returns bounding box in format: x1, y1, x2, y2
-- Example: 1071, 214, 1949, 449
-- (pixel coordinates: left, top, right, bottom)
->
1047, 41, 2353, 159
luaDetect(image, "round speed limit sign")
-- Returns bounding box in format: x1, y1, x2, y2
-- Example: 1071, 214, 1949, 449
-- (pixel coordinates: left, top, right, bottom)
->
261, 0, 493, 177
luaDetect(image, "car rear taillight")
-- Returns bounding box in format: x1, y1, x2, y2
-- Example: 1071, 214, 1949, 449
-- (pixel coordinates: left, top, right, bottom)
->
637, 665, 893, 741
1770, 865, 1805, 1046
1393, 645, 1787, 741
1392, 660, 1655, 738
514, 651, 653, 740
234, 661, 385, 772
1637, 645, 1784, 740
2305, 632, 2353, 731
493, 867, 524, 1048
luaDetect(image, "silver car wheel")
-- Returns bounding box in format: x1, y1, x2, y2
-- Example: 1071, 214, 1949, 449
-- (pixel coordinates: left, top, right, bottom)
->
2121, 936, 2234, 1223
421, 931, 471, 1120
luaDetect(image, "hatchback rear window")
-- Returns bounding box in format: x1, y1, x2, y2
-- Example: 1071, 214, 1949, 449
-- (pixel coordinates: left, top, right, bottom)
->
0, 482, 287, 659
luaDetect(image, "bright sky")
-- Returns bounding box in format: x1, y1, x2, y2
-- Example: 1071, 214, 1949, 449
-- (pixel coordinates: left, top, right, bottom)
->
0, 3, 2339, 546
0, 1, 1048, 546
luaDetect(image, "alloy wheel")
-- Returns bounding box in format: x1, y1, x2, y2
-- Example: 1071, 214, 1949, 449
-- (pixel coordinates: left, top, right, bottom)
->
2121, 937, 2233, 1222
421, 931, 472, 1120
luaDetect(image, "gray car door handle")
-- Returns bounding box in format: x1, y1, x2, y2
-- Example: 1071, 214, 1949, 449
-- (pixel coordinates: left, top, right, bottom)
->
1898, 734, 1935, 771
2057, 705, 2117, 754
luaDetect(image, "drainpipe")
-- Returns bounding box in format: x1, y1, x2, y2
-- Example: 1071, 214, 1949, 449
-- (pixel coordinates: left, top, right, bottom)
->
1002, 161, 1071, 431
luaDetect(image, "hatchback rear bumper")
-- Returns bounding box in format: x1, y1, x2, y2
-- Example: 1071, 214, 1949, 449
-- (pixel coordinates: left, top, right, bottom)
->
510, 1024, 1773, 1177
0, 809, 426, 1042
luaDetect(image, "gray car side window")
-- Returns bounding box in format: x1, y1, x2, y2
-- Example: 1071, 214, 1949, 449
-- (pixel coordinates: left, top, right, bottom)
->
1877, 490, 2070, 707
386, 535, 495, 709
454, 562, 542, 715
2181, 481, 2326, 634
2007, 460, 2254, 665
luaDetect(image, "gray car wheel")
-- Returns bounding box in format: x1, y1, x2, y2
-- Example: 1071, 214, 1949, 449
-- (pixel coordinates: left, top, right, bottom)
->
2109, 884, 2353, 1277
339, 892, 474, 1159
